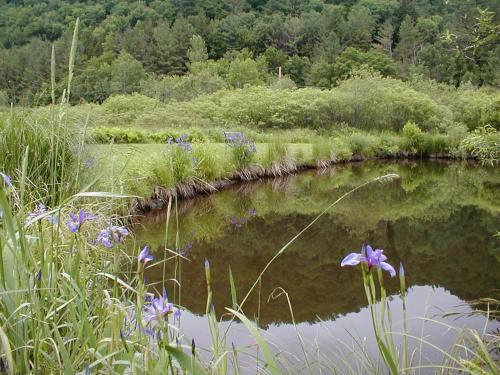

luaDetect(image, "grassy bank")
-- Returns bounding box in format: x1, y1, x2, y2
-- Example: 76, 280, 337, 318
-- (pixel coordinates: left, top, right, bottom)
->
90, 123, 498, 207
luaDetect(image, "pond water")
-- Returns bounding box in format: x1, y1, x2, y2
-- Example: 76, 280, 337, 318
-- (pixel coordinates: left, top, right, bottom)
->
136, 161, 500, 373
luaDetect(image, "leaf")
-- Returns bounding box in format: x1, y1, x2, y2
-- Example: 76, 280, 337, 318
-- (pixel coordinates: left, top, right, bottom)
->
228, 266, 238, 310
0, 325, 14, 375
226, 308, 280, 375
164, 344, 208, 375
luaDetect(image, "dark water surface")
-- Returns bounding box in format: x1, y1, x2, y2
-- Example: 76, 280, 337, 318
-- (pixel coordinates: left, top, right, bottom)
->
137, 161, 499, 372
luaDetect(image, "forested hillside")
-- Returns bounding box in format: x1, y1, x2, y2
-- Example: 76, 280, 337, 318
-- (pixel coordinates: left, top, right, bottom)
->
0, 0, 498, 105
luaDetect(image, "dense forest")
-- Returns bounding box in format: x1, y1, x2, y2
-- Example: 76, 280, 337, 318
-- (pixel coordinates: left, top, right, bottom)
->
0, 0, 499, 105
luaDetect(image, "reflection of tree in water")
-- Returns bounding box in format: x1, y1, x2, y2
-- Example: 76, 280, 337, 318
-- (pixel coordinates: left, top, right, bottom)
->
139, 161, 500, 326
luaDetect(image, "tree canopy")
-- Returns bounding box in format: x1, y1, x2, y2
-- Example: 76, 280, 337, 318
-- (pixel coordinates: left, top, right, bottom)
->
0, 0, 498, 104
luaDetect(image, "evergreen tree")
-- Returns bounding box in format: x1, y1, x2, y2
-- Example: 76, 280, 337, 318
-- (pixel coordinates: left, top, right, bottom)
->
374, 21, 394, 57
187, 35, 209, 64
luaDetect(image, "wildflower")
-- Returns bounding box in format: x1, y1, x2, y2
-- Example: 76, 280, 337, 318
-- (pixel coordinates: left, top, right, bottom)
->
226, 133, 256, 155
83, 156, 96, 168
180, 242, 193, 257
0, 172, 12, 187
143, 289, 179, 323
176, 134, 192, 152
96, 224, 129, 248
230, 217, 242, 228
341, 244, 396, 277
26, 204, 58, 226
247, 208, 257, 216
66, 209, 96, 233
138, 245, 154, 264
230, 217, 248, 228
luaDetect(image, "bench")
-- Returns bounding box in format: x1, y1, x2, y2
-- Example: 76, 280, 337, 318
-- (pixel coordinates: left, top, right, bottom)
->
223, 131, 244, 143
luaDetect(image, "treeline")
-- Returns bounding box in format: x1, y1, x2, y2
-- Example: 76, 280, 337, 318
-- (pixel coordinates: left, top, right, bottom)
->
0, 0, 498, 105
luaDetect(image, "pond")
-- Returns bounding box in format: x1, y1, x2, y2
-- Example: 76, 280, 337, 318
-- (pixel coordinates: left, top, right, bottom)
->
136, 160, 500, 373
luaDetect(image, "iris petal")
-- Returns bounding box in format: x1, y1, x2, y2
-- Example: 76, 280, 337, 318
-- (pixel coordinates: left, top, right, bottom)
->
365, 244, 374, 259
341, 253, 363, 267
380, 262, 396, 277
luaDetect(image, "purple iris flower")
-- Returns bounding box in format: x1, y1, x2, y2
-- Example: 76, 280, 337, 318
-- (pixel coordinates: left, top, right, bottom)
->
176, 134, 192, 152
0, 172, 12, 187
96, 224, 129, 248
143, 289, 179, 322
138, 246, 154, 264
341, 244, 396, 277
247, 208, 257, 216
66, 209, 96, 233
180, 242, 193, 257
26, 204, 58, 226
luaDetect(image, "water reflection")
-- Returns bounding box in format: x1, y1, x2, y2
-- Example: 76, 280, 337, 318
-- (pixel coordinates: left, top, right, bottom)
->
137, 161, 499, 326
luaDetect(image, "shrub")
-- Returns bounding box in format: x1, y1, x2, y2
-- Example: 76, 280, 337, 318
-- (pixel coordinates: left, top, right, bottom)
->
91, 127, 149, 144
332, 76, 451, 131
449, 89, 500, 130
376, 133, 401, 157
140, 71, 226, 103
459, 126, 500, 165
402, 122, 425, 154
101, 94, 161, 126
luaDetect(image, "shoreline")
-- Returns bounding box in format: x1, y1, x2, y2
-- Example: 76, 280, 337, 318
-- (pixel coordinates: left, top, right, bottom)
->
133, 153, 475, 213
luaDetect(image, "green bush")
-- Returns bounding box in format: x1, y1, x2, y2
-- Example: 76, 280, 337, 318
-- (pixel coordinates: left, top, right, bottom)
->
376, 133, 401, 157
459, 126, 500, 165
101, 94, 161, 126
91, 127, 149, 144
402, 122, 425, 154
332, 76, 451, 131
140, 71, 226, 103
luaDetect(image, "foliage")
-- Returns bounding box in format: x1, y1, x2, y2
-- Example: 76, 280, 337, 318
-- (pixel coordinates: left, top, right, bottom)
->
140, 71, 226, 103
1, 0, 498, 104
226, 58, 264, 88
0, 110, 87, 204
459, 126, 500, 165
402, 121, 425, 154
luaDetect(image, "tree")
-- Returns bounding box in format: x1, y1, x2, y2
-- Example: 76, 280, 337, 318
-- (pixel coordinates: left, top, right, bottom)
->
305, 59, 335, 88
346, 5, 375, 51
110, 51, 146, 95
446, 8, 500, 86
396, 15, 418, 67
73, 53, 113, 102
284, 55, 311, 86
374, 20, 394, 57
153, 18, 195, 74
187, 34, 208, 64
262, 46, 287, 71
332, 47, 397, 83
227, 58, 263, 88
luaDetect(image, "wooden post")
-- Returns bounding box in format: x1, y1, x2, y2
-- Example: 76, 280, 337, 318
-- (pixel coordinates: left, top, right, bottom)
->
278, 66, 282, 80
